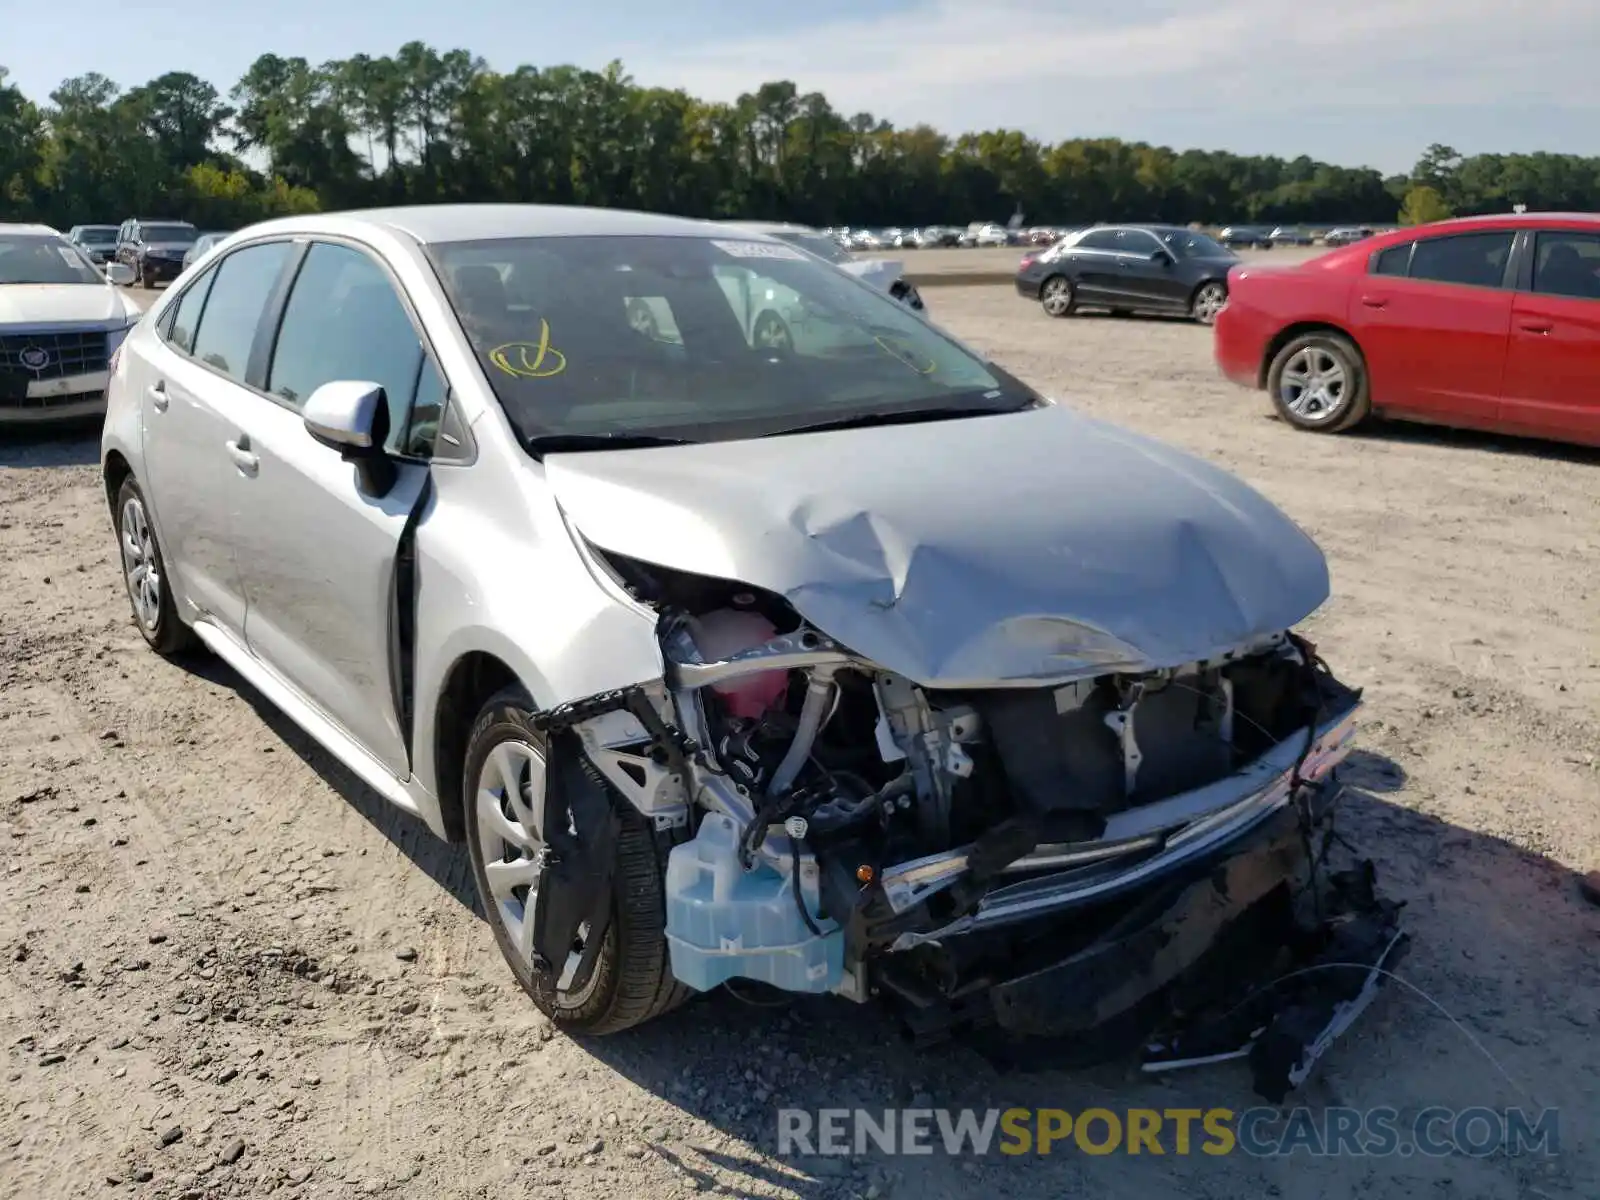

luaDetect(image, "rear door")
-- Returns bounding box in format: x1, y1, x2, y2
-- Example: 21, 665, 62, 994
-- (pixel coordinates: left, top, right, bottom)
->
1070, 228, 1141, 304
1347, 230, 1515, 425
138, 243, 295, 636
1499, 229, 1600, 445
225, 238, 439, 777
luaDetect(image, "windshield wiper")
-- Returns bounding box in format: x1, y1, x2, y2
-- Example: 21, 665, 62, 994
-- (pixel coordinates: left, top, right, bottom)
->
524, 432, 699, 457
759, 400, 1034, 439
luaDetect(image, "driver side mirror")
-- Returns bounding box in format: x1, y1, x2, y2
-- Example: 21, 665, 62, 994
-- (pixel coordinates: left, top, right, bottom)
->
302, 380, 397, 497
1152, 249, 1176, 267
104, 262, 135, 286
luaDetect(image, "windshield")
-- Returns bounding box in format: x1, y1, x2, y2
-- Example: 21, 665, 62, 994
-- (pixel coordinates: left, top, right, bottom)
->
143, 224, 197, 243
0, 235, 104, 285
771, 230, 853, 266
428, 234, 1034, 447
78, 228, 117, 244
1159, 231, 1236, 259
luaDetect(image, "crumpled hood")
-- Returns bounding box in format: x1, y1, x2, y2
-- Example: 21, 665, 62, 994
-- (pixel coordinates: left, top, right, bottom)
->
545, 404, 1330, 686
0, 284, 130, 327
838, 258, 904, 292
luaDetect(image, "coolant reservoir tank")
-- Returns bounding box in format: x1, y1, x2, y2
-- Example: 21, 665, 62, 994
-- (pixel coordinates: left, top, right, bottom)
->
687, 608, 789, 720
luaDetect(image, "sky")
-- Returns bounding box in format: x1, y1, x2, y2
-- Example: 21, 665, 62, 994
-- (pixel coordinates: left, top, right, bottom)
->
2, 0, 1597, 175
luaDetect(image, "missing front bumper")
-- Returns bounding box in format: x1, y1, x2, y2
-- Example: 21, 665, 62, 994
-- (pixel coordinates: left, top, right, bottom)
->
875, 796, 1406, 1101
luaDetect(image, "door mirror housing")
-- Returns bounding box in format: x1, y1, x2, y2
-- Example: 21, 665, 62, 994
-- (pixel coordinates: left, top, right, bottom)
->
302, 380, 397, 496
104, 262, 135, 286
1152, 248, 1176, 267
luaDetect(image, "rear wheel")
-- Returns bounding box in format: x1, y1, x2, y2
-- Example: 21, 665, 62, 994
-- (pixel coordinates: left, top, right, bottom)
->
751, 309, 793, 353
462, 690, 687, 1034
115, 477, 198, 655
1191, 281, 1228, 325
1267, 332, 1371, 433
1039, 275, 1075, 318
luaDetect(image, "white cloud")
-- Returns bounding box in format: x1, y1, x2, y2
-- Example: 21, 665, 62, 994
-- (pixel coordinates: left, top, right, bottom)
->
623, 0, 1600, 167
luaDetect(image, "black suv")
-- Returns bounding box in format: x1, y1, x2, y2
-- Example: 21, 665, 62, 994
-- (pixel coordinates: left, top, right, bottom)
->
114, 218, 199, 287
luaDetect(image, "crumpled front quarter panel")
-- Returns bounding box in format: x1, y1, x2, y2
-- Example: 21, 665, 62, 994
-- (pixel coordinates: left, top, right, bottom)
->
410, 434, 665, 763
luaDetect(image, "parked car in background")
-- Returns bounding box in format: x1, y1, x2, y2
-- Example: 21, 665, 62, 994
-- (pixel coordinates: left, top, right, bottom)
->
1016, 224, 1239, 324
98, 205, 1396, 1099
183, 231, 235, 269
1268, 226, 1316, 247
0, 223, 138, 423
1215, 212, 1600, 447
975, 224, 1012, 247
115, 218, 200, 288
1322, 227, 1375, 248
919, 226, 962, 248
1218, 226, 1274, 250
718, 220, 926, 313
68, 224, 121, 265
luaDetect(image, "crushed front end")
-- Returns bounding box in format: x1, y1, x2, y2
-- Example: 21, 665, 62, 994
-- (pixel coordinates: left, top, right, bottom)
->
555, 555, 1404, 1100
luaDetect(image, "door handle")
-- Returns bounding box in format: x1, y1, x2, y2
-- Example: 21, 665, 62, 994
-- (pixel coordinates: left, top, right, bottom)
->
1519, 320, 1553, 334
225, 438, 259, 474
146, 382, 168, 412
1359, 296, 1388, 309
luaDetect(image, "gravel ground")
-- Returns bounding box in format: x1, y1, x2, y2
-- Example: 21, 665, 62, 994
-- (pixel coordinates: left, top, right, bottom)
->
3, 283, 1599, 1200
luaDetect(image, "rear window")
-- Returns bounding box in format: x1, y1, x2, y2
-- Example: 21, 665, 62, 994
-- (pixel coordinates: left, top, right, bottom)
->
1407, 232, 1513, 288
427, 234, 1030, 447
141, 224, 198, 243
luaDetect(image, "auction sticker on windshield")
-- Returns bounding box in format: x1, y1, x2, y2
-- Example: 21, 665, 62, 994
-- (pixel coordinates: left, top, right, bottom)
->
711, 240, 807, 261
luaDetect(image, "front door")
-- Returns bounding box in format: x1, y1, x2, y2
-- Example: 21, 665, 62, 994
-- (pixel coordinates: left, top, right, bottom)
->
226, 240, 439, 776
1500, 229, 1600, 446
1348, 229, 1515, 425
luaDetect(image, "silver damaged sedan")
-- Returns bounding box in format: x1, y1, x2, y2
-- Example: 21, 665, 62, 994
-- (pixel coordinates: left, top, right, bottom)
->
102, 205, 1404, 1101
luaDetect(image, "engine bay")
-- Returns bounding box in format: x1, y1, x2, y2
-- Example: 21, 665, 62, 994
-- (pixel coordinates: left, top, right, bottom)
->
540, 545, 1398, 1099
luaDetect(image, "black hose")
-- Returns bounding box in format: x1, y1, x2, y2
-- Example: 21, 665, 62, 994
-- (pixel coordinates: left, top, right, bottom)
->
788, 834, 826, 938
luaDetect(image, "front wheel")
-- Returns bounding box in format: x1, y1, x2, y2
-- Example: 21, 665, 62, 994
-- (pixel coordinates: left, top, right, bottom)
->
1039, 275, 1076, 318
1191, 281, 1228, 325
462, 690, 687, 1035
1266, 332, 1371, 433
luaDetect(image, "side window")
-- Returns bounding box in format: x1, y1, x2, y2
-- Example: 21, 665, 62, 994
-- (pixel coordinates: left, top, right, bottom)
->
1372, 243, 1412, 276
1531, 231, 1600, 301
189, 241, 294, 383
1407, 232, 1514, 289
166, 266, 218, 353
267, 242, 429, 453
1075, 229, 1121, 251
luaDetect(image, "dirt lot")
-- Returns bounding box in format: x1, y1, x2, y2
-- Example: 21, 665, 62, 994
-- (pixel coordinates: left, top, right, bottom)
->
3, 282, 1599, 1200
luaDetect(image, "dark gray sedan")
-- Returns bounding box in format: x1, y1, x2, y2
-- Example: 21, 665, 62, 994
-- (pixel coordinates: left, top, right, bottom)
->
1015, 225, 1239, 324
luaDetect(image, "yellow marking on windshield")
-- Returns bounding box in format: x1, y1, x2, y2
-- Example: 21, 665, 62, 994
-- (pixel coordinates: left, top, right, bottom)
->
873, 334, 937, 376
489, 319, 567, 378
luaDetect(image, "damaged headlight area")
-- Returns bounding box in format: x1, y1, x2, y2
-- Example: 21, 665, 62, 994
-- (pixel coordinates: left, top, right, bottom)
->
539, 549, 1405, 1101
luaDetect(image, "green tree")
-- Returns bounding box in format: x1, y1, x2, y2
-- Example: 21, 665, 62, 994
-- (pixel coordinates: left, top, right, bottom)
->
6, 47, 1600, 232
1398, 184, 1453, 226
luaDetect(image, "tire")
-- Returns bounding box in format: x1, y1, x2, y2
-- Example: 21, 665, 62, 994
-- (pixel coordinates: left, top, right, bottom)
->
462, 689, 687, 1035
1266, 331, 1371, 433
751, 309, 793, 353
1039, 275, 1076, 318
114, 476, 199, 655
1190, 280, 1228, 325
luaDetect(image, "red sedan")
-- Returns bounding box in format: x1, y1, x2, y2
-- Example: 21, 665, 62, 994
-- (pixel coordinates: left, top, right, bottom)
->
1214, 213, 1600, 447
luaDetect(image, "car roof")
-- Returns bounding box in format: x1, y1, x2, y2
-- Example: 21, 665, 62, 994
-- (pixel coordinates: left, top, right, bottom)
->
241, 204, 748, 247
1387, 211, 1600, 233
721, 220, 822, 236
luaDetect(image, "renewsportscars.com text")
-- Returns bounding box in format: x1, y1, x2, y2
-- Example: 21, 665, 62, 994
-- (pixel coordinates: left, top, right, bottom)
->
777, 1106, 1560, 1158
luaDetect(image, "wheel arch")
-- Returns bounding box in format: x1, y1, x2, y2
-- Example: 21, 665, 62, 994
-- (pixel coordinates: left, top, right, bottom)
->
1259, 320, 1364, 390
103, 450, 134, 519
432, 650, 524, 842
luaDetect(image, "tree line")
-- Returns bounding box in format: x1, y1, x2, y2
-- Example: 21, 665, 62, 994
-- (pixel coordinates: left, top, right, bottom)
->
2, 46, 1598, 233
